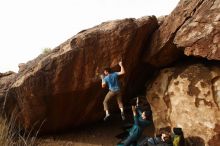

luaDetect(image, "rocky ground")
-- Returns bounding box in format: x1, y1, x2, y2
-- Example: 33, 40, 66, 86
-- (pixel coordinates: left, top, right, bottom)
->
37, 113, 155, 146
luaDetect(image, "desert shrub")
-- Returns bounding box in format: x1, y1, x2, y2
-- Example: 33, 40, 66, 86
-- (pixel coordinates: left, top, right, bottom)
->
0, 116, 38, 146
42, 48, 52, 54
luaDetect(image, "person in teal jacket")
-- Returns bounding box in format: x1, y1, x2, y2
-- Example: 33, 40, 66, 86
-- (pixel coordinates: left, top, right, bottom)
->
118, 105, 152, 146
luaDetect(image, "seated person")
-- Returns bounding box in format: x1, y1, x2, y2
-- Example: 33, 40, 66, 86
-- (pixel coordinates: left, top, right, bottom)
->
117, 105, 152, 146
139, 129, 172, 146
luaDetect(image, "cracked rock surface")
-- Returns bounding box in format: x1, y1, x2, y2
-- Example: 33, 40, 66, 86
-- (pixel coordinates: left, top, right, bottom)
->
146, 62, 220, 146
175, 0, 220, 60
143, 0, 220, 67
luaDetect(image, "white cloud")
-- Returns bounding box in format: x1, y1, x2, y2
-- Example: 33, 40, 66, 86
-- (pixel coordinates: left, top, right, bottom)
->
0, 0, 179, 72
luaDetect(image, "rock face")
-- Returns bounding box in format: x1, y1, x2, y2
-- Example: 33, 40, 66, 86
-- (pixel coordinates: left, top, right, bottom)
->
4, 16, 158, 133
146, 62, 220, 146
143, 0, 220, 67
0, 71, 16, 111
174, 0, 220, 60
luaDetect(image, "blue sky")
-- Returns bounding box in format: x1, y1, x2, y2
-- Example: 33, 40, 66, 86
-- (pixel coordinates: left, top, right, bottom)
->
0, 0, 179, 72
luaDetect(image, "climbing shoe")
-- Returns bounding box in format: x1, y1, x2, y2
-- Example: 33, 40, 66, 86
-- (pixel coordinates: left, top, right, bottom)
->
104, 114, 110, 121
121, 112, 126, 120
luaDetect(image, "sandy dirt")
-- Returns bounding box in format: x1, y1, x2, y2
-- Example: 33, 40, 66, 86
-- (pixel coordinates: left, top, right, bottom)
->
37, 113, 155, 146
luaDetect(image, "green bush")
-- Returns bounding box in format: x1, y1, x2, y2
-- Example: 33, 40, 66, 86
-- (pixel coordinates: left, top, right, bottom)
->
42, 48, 52, 54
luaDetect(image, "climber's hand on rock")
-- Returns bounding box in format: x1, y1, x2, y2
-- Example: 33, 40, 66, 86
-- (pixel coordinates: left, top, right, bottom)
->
119, 61, 123, 67
100, 74, 104, 79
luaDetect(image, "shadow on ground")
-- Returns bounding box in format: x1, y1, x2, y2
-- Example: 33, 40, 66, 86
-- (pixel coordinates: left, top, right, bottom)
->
37, 113, 155, 146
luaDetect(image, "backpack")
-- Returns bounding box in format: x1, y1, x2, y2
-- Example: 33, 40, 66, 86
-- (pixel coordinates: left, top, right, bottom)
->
173, 128, 185, 146
173, 135, 180, 146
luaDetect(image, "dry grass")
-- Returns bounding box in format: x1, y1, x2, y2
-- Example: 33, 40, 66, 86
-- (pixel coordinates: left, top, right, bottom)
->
0, 116, 38, 146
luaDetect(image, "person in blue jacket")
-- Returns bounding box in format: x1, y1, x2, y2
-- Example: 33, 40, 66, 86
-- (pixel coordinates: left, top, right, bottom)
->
101, 61, 126, 121
118, 104, 152, 146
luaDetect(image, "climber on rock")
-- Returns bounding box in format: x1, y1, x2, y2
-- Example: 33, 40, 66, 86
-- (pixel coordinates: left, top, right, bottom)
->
100, 61, 126, 121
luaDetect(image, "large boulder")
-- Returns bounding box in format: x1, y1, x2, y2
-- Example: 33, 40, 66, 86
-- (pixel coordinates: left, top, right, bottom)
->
174, 0, 220, 60
146, 62, 220, 146
4, 16, 158, 133
143, 0, 220, 67
0, 71, 16, 112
